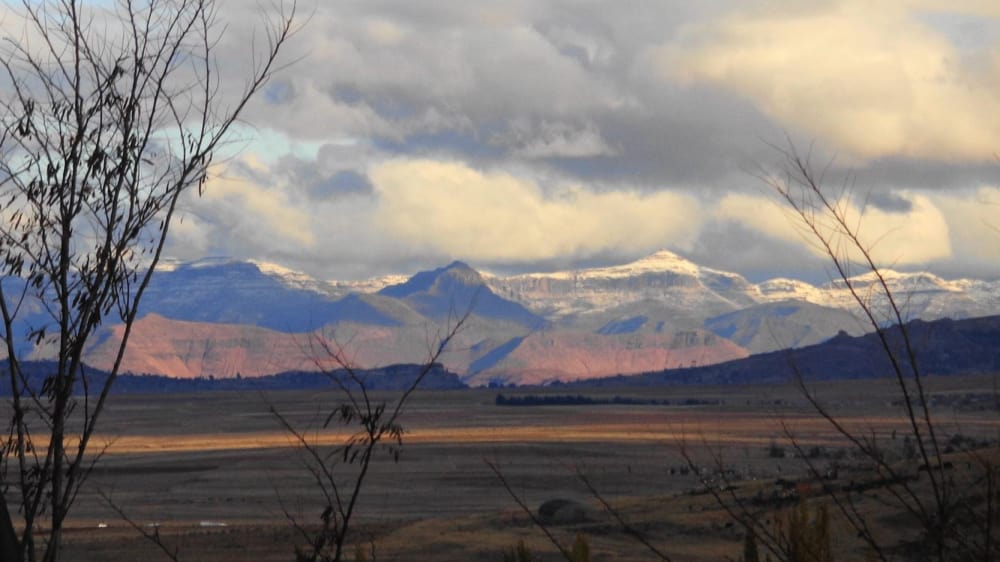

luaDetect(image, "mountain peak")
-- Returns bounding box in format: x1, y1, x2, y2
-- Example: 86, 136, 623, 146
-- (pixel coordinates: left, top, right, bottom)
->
627, 249, 701, 275
378, 261, 543, 326
442, 260, 484, 284
567, 249, 707, 280
379, 261, 485, 299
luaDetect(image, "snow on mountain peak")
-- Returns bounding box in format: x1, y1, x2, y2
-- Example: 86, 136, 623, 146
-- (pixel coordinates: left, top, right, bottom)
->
755, 277, 826, 304
563, 249, 714, 280
619, 249, 702, 277
333, 274, 411, 294
825, 269, 955, 292
248, 260, 334, 295
251, 259, 308, 279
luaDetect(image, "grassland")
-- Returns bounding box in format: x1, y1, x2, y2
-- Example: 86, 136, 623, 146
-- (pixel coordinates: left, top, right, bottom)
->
21, 374, 999, 561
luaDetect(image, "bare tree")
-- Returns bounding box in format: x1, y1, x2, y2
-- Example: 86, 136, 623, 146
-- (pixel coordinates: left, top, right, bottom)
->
695, 142, 1000, 561
273, 311, 470, 562
0, 1, 297, 560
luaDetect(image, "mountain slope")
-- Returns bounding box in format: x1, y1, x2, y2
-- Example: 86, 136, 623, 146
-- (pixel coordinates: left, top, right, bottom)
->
704, 301, 867, 353
83, 313, 493, 379
464, 328, 748, 386
578, 315, 1000, 387
142, 259, 368, 332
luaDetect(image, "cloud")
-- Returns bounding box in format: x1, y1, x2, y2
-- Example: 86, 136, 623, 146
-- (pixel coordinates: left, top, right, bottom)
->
314, 170, 374, 198
232, 4, 628, 145
932, 186, 1000, 267
865, 191, 914, 213
211, 1, 786, 189
151, 1, 998, 282
492, 119, 618, 158
198, 157, 318, 248
687, 219, 828, 283
168, 154, 411, 279
657, 0, 1000, 161
370, 159, 701, 262
713, 191, 953, 268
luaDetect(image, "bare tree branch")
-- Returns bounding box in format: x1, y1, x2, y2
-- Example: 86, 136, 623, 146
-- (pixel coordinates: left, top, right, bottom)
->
486, 459, 576, 562
0, 1, 300, 560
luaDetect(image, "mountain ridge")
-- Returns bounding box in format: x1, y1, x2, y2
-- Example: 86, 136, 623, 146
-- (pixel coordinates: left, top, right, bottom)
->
8, 250, 999, 385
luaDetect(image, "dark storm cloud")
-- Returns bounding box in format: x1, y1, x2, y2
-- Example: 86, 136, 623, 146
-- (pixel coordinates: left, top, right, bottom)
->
687, 221, 830, 284
860, 158, 1000, 192
268, 146, 376, 201
865, 191, 913, 214
314, 170, 374, 198
231, 0, 751, 187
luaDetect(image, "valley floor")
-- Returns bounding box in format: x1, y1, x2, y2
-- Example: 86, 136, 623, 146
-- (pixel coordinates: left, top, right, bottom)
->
23, 375, 1000, 561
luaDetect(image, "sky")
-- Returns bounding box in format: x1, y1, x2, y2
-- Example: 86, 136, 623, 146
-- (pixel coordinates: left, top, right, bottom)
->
155, 1, 1000, 281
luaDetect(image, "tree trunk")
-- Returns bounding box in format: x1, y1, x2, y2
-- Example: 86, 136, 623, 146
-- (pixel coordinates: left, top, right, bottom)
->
0, 498, 21, 562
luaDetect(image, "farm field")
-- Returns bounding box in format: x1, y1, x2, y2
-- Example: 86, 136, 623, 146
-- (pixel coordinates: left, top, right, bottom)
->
34, 375, 1000, 561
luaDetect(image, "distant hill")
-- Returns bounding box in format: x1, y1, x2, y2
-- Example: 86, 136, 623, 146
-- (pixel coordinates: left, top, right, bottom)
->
573, 315, 1000, 387
9, 316, 998, 392
0, 361, 466, 395
463, 329, 747, 387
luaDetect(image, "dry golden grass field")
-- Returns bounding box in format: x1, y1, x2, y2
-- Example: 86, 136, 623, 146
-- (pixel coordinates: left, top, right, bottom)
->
19, 374, 998, 561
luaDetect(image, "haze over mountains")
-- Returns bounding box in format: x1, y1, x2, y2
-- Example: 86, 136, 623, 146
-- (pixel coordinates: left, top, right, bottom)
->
17, 250, 1000, 386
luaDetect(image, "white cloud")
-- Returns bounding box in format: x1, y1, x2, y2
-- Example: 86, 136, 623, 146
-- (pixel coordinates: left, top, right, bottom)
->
364, 18, 409, 47
932, 186, 1000, 264
149, 1, 1000, 281
656, 0, 1000, 161
714, 191, 953, 267
199, 157, 317, 248
370, 159, 701, 262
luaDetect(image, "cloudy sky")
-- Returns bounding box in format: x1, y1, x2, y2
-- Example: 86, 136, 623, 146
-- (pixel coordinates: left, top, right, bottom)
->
165, 0, 1000, 282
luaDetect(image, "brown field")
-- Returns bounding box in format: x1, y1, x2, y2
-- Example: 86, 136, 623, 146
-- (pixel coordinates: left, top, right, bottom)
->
16, 374, 998, 561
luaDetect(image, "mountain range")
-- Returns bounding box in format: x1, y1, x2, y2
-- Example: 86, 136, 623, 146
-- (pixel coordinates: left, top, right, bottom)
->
9, 250, 1000, 386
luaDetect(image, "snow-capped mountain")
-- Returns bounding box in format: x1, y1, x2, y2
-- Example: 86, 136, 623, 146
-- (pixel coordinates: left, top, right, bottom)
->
22, 250, 994, 386
249, 259, 339, 295
158, 251, 1000, 341
755, 277, 828, 304
487, 250, 1000, 323
332, 274, 410, 296
770, 269, 1000, 320
485, 250, 759, 320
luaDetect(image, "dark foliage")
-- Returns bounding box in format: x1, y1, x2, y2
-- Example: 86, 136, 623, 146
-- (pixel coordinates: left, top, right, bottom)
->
494, 393, 719, 406
0, 361, 465, 395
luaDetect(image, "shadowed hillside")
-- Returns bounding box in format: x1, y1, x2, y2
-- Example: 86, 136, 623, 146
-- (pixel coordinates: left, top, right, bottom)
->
575, 315, 1000, 387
